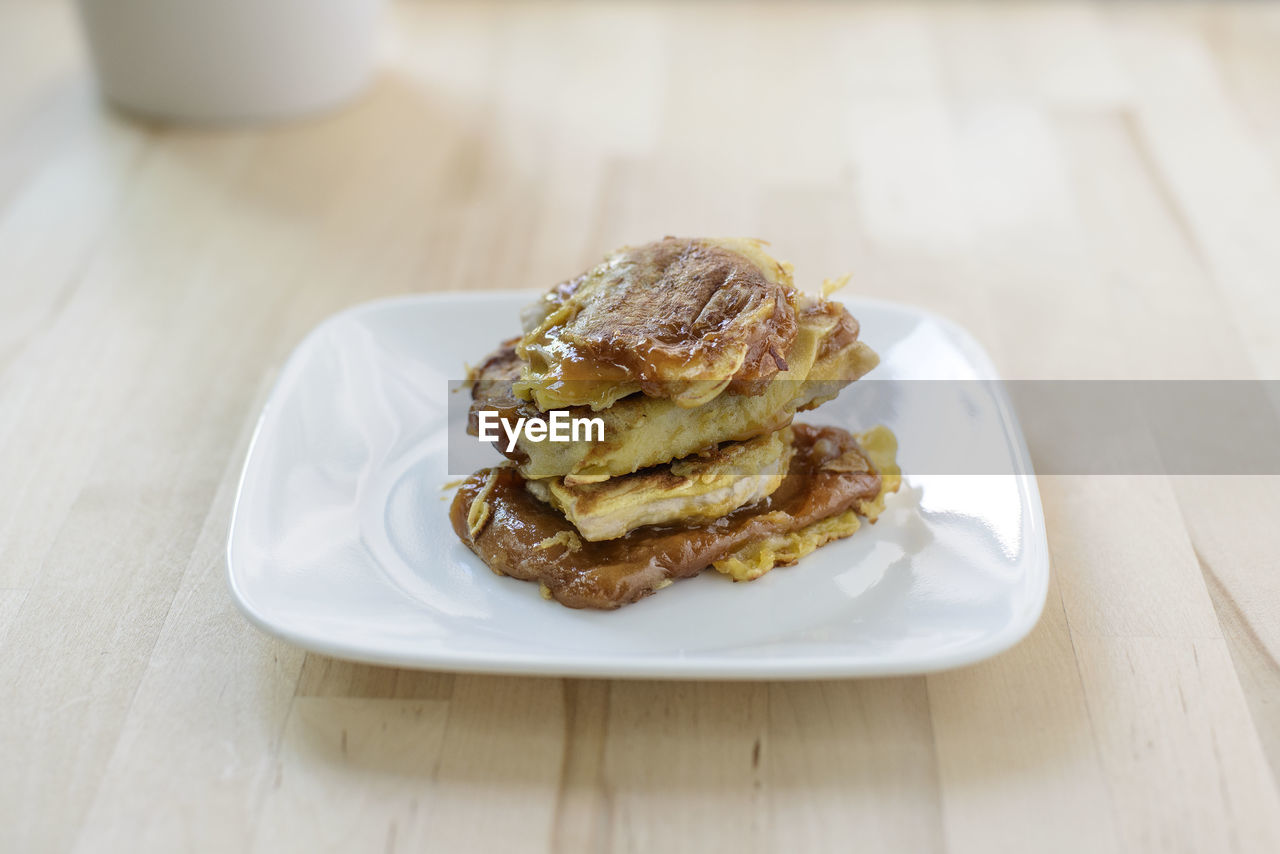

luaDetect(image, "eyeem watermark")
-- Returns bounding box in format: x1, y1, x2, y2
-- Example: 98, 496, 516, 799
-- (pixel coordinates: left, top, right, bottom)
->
449, 379, 1280, 475
476, 410, 605, 452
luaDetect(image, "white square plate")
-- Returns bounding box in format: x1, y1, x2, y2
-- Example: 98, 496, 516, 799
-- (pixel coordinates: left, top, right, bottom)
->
228, 292, 1048, 679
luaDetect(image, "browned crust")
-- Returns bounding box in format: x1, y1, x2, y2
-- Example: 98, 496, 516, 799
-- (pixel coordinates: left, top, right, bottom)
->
519, 237, 799, 399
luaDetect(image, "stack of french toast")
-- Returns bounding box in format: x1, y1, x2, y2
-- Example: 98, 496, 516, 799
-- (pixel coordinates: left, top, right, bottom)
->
450, 237, 899, 609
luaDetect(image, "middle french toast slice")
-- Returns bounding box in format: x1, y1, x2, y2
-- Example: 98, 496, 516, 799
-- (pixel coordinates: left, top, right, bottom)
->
525, 428, 794, 542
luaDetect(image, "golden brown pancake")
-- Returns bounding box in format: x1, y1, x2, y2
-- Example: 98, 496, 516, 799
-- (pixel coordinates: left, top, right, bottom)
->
514, 237, 799, 410
525, 428, 794, 542
450, 424, 899, 609
469, 297, 879, 482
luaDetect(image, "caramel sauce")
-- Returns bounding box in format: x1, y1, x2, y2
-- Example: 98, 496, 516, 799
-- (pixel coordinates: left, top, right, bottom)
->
803, 299, 860, 364
449, 424, 881, 609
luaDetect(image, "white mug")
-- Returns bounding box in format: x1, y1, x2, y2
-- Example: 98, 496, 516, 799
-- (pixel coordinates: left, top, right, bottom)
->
74, 0, 385, 123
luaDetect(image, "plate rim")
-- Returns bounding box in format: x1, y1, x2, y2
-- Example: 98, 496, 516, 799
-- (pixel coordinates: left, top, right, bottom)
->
226, 291, 1049, 679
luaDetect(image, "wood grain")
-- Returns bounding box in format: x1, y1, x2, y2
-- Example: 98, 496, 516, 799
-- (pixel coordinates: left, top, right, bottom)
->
2, 2, 1279, 852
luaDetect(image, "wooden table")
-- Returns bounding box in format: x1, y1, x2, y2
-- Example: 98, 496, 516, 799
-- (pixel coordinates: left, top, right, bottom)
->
3, 1, 1279, 851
